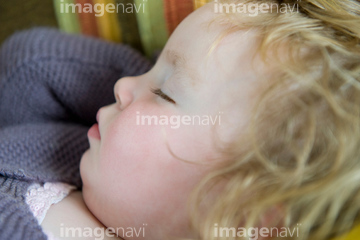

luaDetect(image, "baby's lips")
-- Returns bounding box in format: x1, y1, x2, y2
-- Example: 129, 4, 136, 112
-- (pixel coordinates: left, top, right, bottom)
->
88, 123, 101, 140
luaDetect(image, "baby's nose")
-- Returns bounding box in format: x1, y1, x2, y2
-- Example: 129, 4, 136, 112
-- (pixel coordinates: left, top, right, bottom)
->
113, 76, 139, 110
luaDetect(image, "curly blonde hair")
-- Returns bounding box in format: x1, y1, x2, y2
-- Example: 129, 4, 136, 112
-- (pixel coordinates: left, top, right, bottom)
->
189, 1, 360, 240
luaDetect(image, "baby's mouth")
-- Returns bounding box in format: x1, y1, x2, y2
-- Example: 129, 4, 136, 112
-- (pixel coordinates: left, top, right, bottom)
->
88, 123, 101, 140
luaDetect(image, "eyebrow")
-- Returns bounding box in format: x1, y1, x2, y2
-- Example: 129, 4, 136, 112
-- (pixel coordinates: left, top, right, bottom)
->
166, 50, 186, 68
164, 50, 199, 89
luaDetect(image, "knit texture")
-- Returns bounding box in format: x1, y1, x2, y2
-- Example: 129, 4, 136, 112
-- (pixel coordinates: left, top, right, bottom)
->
0, 28, 152, 240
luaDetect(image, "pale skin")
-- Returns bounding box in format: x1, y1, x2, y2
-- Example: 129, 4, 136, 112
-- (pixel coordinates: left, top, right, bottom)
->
41, 3, 267, 240
41, 191, 122, 240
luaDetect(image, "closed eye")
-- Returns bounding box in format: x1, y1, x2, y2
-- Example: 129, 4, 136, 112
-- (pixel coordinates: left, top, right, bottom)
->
151, 88, 176, 104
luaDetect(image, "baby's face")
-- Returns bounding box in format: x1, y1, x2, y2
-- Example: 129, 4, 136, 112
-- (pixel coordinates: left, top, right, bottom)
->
80, 3, 264, 239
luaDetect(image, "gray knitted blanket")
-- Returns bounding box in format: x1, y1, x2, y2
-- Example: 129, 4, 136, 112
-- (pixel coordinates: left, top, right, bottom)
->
0, 28, 152, 240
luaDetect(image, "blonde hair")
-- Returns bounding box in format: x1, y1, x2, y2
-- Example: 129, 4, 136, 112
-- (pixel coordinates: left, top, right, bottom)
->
189, 1, 360, 240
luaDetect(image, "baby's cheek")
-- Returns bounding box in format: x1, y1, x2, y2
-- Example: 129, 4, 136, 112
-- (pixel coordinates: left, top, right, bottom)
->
99, 116, 158, 175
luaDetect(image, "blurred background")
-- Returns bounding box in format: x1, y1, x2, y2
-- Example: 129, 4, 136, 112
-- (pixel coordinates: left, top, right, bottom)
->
0, 0, 211, 57
0, 0, 57, 44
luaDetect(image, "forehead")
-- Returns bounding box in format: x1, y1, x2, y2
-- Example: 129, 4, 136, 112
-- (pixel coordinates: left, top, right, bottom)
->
167, 10, 263, 82
164, 5, 219, 59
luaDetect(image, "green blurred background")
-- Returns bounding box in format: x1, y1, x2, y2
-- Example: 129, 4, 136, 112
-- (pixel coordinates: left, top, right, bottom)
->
0, 0, 58, 44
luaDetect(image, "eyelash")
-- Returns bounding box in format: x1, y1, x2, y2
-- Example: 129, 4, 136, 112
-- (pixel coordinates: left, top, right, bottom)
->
151, 88, 176, 104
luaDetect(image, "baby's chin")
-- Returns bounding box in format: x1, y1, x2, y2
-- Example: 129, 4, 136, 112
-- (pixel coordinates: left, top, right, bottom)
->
81, 184, 92, 209
79, 149, 90, 185
79, 165, 116, 231
81, 182, 105, 224
79, 150, 99, 214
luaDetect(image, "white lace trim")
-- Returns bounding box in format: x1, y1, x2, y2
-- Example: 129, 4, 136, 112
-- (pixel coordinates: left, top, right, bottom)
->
25, 182, 76, 225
